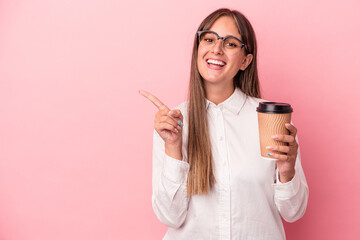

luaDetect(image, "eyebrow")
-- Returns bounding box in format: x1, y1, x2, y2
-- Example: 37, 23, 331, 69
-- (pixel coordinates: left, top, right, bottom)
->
226, 34, 242, 40
210, 30, 241, 40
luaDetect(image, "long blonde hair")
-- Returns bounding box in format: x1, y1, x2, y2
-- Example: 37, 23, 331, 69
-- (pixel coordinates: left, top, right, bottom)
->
186, 8, 261, 196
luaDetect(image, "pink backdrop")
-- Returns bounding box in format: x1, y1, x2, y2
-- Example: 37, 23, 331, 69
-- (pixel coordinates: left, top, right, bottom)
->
1, 0, 359, 239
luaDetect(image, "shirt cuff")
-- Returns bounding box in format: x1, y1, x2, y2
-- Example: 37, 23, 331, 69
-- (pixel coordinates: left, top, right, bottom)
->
272, 168, 300, 199
162, 154, 190, 184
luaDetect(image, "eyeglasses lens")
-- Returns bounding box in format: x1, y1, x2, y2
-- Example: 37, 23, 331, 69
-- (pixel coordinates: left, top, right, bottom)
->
199, 32, 242, 55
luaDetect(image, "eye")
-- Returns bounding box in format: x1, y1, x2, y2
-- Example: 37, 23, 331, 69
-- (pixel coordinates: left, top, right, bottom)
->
224, 41, 238, 48
226, 42, 237, 47
223, 37, 241, 49
201, 32, 217, 44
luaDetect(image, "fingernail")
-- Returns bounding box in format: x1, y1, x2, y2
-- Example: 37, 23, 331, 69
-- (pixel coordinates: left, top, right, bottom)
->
266, 146, 273, 150
179, 121, 182, 126
267, 153, 272, 156
271, 135, 279, 139
285, 123, 291, 127
177, 125, 181, 130
175, 128, 179, 133
168, 110, 172, 115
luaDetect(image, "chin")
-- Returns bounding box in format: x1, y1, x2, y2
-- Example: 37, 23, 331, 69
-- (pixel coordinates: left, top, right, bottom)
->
202, 76, 225, 84
199, 68, 227, 83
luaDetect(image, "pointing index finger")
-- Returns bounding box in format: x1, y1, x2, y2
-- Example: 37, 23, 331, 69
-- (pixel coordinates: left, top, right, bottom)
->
138, 90, 169, 110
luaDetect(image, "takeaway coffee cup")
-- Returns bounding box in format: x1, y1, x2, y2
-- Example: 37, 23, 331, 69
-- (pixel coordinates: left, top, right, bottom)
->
256, 102, 293, 160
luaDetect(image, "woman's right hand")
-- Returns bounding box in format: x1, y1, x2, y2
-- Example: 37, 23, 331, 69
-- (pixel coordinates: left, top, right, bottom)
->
138, 90, 183, 146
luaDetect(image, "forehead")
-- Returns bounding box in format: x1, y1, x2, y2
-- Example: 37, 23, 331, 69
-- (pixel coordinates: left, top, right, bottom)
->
209, 16, 241, 39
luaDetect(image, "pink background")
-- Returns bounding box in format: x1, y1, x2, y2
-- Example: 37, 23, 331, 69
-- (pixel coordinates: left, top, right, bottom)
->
0, 0, 359, 239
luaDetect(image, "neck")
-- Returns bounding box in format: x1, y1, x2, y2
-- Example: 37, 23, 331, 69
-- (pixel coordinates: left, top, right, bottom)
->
205, 81, 235, 105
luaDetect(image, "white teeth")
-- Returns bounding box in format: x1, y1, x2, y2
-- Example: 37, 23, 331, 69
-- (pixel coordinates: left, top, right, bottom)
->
207, 59, 225, 66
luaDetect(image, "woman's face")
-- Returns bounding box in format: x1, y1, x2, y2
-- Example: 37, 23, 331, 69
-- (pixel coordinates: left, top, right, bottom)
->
197, 16, 253, 87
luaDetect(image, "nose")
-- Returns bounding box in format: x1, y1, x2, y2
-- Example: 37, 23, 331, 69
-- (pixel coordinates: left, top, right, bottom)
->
212, 38, 224, 55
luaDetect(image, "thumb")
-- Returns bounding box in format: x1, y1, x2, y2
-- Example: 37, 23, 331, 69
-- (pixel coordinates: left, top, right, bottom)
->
168, 110, 184, 125
168, 109, 182, 118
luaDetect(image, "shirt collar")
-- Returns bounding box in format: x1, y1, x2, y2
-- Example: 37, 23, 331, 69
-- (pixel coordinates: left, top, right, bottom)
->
205, 87, 247, 115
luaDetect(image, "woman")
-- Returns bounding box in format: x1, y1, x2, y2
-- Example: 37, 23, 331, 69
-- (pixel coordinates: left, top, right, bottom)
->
139, 8, 308, 240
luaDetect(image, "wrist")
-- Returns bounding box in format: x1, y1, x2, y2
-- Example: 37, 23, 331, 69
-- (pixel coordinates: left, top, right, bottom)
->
279, 169, 295, 183
165, 142, 182, 160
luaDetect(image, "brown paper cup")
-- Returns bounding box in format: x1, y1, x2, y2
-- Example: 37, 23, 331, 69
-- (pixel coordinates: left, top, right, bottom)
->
257, 102, 293, 161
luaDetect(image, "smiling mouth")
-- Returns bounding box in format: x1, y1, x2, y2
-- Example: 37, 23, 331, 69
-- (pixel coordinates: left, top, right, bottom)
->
206, 58, 226, 66
206, 58, 226, 70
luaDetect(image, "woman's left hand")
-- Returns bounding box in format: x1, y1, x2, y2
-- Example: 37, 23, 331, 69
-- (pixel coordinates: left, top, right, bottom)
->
266, 123, 298, 183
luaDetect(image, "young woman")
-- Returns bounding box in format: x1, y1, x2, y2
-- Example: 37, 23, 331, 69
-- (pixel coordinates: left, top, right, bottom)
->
139, 8, 308, 240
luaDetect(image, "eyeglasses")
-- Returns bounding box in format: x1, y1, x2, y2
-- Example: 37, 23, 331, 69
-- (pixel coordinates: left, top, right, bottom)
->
197, 30, 247, 55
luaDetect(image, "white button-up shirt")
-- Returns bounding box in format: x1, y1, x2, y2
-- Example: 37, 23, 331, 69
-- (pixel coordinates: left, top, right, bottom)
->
152, 87, 309, 240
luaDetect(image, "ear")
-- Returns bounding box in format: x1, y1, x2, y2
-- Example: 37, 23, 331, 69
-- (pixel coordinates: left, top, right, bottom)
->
239, 54, 253, 71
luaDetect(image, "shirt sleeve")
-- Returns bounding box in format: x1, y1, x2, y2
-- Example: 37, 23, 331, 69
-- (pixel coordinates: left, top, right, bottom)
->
151, 129, 190, 229
272, 135, 309, 223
